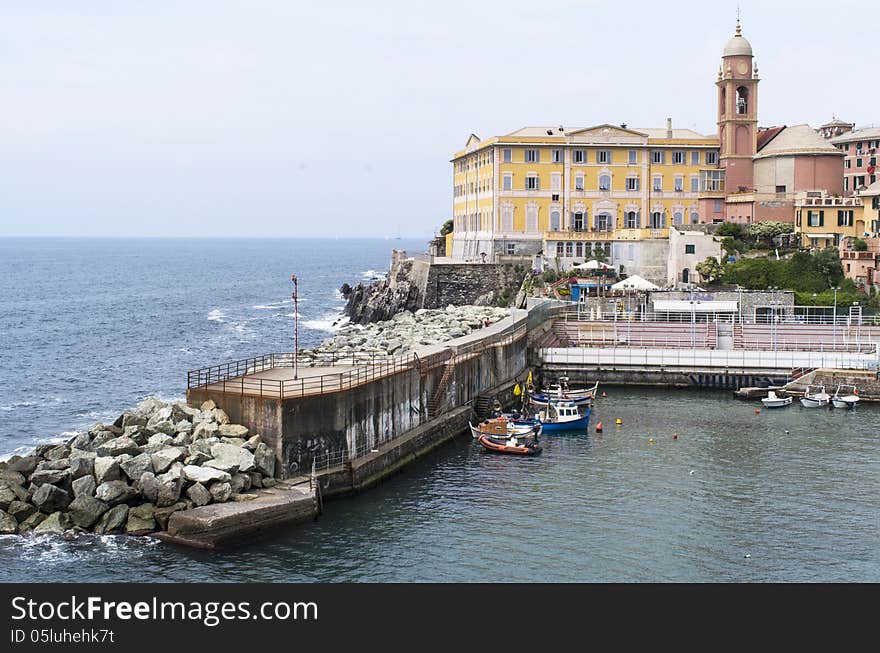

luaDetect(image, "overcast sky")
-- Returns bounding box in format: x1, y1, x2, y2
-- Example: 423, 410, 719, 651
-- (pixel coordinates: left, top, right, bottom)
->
1, 0, 874, 238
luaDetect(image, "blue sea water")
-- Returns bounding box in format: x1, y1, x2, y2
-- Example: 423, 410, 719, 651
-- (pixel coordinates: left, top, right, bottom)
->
0, 237, 415, 456
1, 238, 879, 582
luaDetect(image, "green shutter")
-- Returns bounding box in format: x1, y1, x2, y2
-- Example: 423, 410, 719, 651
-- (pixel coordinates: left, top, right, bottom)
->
819, 210, 824, 226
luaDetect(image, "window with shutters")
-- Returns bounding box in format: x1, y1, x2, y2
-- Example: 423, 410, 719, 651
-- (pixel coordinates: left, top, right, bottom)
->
624, 211, 639, 228
502, 148, 512, 163
691, 151, 700, 165
525, 149, 539, 163
673, 212, 684, 225
573, 149, 585, 164
626, 177, 640, 191
599, 174, 611, 191
808, 211, 824, 227
673, 151, 685, 164
565, 242, 573, 257
572, 212, 585, 231
650, 211, 665, 228
706, 151, 718, 165
628, 150, 638, 164
674, 177, 684, 192
838, 210, 854, 226
551, 149, 563, 163
575, 176, 584, 191
653, 176, 663, 191
503, 175, 512, 191
556, 242, 565, 256
501, 206, 514, 231
525, 175, 539, 190
597, 150, 611, 164
526, 206, 539, 232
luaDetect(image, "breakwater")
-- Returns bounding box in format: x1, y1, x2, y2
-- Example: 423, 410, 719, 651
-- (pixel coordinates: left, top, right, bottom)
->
0, 396, 315, 541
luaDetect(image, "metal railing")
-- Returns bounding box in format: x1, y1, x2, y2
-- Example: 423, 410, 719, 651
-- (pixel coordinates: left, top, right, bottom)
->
187, 310, 533, 400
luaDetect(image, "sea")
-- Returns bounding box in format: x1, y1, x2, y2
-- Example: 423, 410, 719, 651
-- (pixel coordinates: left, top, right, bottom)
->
1, 237, 878, 582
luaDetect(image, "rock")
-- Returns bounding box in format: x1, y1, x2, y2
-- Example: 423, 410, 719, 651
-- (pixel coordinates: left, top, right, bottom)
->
89, 430, 117, 450
44, 444, 71, 461
213, 409, 230, 425
68, 496, 109, 528
200, 399, 217, 412
230, 473, 251, 494
69, 432, 92, 450
182, 465, 231, 485
28, 468, 70, 488
93, 457, 121, 484
137, 472, 159, 504
125, 504, 156, 534
93, 505, 129, 534
147, 434, 173, 448
69, 448, 96, 461
173, 420, 192, 435
262, 477, 277, 488
7, 500, 36, 523
221, 437, 246, 447
123, 425, 148, 446
209, 481, 233, 503
135, 397, 165, 417
153, 502, 187, 531
42, 458, 71, 471
248, 472, 263, 489
192, 422, 219, 440
244, 434, 262, 450
120, 453, 153, 482
205, 443, 255, 474
7, 455, 39, 476
186, 482, 211, 507
231, 493, 257, 502
150, 447, 186, 475
253, 442, 276, 478
0, 470, 26, 486
0, 510, 18, 534
31, 484, 71, 513
155, 470, 182, 507
17, 511, 46, 533
190, 439, 215, 457
71, 475, 97, 499
32, 511, 72, 535
146, 420, 176, 436
183, 452, 210, 466
120, 412, 148, 429
171, 432, 192, 447
0, 485, 19, 511
95, 481, 138, 506
69, 456, 94, 481
95, 436, 141, 458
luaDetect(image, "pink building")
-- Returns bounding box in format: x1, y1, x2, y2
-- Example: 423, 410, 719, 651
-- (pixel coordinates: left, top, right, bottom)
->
830, 127, 880, 196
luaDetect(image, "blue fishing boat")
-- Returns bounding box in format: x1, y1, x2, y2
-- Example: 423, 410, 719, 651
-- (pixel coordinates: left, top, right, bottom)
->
510, 401, 591, 433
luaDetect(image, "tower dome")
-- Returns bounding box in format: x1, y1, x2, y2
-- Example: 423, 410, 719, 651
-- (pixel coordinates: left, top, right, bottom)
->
723, 20, 753, 57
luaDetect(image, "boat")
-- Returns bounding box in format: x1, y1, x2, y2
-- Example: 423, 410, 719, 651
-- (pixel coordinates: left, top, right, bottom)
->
761, 390, 792, 408
529, 393, 593, 408
469, 417, 541, 440
538, 379, 598, 401
831, 384, 860, 409
475, 434, 542, 456
532, 402, 592, 432
800, 384, 831, 408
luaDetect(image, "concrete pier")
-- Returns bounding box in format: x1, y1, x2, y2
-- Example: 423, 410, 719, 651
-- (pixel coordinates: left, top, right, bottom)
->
155, 479, 318, 549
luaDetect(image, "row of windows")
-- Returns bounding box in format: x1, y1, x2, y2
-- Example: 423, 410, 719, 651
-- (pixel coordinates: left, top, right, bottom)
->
456, 207, 701, 233
455, 152, 494, 172
839, 140, 880, 152
502, 173, 703, 192
844, 174, 878, 192
844, 157, 877, 169
500, 148, 718, 166
453, 177, 493, 197
795, 209, 859, 228
554, 241, 613, 258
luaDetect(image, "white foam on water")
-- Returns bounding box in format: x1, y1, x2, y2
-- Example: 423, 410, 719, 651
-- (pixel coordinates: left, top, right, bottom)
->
281, 312, 303, 318
207, 309, 225, 322
303, 313, 350, 332
0, 401, 36, 412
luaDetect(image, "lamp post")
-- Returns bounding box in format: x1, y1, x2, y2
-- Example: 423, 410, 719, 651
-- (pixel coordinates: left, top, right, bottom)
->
812, 293, 817, 325
291, 274, 299, 380
737, 285, 744, 325
833, 286, 839, 348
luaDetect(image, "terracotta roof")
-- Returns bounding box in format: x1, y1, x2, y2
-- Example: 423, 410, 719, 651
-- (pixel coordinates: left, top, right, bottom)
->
757, 126, 785, 152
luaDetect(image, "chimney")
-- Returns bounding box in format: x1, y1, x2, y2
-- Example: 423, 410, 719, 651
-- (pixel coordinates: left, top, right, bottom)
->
666, 117, 673, 139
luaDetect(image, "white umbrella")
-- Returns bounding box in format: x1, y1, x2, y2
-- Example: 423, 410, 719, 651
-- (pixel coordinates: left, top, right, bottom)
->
610, 275, 659, 291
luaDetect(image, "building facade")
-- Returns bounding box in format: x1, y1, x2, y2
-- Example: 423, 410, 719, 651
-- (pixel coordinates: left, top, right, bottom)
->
829, 127, 880, 195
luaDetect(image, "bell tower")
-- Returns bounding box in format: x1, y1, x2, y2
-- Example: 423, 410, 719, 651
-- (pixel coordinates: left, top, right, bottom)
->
717, 19, 759, 194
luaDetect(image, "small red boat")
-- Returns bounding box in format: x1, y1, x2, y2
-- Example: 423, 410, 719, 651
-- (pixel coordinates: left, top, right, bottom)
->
476, 434, 542, 456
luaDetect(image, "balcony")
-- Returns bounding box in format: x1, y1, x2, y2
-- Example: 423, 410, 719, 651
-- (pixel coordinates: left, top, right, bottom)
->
543, 227, 669, 241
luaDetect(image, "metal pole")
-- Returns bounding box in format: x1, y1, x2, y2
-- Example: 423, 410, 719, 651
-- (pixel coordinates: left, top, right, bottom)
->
291, 274, 299, 380
833, 287, 838, 348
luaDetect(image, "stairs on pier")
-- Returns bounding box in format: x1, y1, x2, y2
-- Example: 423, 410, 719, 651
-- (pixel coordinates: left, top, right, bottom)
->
427, 359, 456, 419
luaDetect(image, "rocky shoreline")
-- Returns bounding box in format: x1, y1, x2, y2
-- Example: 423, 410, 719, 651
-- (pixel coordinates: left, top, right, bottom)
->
297, 304, 510, 363
0, 397, 276, 538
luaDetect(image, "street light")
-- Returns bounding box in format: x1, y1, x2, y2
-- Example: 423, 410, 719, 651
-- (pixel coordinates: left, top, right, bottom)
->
833, 286, 839, 348
291, 274, 299, 380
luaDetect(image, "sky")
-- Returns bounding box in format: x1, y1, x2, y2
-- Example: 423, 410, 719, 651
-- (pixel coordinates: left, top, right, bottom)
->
0, 0, 875, 238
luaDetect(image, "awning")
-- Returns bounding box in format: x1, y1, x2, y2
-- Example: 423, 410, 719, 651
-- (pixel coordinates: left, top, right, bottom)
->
653, 300, 738, 312
805, 234, 834, 239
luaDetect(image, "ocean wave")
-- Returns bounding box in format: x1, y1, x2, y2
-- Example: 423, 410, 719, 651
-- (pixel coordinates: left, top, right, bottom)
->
280, 312, 303, 318
0, 401, 35, 412
303, 313, 349, 332
207, 309, 225, 322
361, 269, 384, 280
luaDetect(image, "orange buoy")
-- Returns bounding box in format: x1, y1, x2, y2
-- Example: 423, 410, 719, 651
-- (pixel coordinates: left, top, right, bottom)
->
596, 421, 603, 433
601, 391, 607, 398
755, 408, 761, 414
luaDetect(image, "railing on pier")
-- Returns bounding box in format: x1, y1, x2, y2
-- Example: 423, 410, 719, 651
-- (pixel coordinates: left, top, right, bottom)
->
186, 308, 533, 400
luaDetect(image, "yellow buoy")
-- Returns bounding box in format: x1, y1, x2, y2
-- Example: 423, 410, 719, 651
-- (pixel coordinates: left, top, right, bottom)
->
648, 437, 654, 443
615, 418, 622, 425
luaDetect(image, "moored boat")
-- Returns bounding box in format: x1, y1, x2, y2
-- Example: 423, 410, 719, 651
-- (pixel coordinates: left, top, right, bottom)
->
800, 384, 831, 408
761, 390, 792, 408
831, 384, 860, 409
469, 417, 541, 440
532, 402, 592, 432
475, 434, 542, 456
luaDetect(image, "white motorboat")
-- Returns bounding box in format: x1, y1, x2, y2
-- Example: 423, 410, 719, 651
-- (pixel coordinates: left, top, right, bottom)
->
469, 417, 540, 440
831, 384, 860, 409
800, 384, 831, 408
761, 390, 792, 408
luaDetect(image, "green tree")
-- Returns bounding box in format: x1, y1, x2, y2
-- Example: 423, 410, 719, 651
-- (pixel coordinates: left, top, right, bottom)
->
695, 257, 722, 284
439, 219, 453, 236
852, 238, 868, 251
715, 222, 744, 238
747, 221, 794, 247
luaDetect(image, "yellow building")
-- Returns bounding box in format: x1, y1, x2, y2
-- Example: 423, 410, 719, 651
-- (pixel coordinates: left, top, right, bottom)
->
793, 191, 865, 249
450, 122, 721, 279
